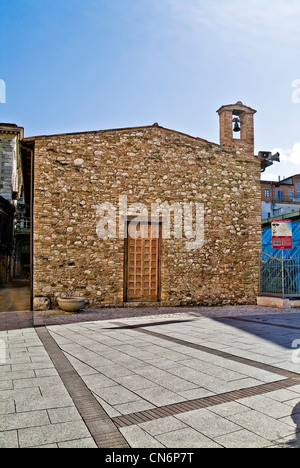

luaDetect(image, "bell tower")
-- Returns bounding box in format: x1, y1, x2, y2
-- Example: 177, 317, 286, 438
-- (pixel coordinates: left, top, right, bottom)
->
217, 101, 257, 153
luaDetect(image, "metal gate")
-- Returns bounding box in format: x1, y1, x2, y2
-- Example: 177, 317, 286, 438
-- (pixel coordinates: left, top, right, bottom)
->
259, 251, 300, 297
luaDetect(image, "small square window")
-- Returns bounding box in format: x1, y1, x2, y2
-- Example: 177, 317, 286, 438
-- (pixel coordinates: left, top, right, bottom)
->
265, 189, 270, 198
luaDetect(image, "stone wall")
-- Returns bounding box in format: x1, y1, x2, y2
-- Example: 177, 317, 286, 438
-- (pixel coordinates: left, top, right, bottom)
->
31, 123, 261, 309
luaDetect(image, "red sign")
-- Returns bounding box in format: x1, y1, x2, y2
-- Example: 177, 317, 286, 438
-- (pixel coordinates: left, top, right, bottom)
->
271, 220, 293, 249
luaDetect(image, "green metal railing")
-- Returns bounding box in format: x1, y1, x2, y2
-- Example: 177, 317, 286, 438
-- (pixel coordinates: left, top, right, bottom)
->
259, 252, 300, 297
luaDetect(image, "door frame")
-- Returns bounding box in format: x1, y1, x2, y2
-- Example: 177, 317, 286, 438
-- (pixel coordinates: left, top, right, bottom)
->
124, 220, 161, 303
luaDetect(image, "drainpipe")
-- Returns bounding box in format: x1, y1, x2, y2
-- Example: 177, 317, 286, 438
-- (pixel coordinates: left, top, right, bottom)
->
270, 181, 274, 217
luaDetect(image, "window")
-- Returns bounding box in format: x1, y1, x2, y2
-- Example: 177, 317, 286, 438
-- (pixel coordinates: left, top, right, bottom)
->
265, 189, 270, 198
275, 190, 284, 202
297, 183, 300, 198
289, 190, 294, 200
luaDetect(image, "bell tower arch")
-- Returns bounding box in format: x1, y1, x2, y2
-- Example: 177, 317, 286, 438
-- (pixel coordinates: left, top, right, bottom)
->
217, 101, 257, 153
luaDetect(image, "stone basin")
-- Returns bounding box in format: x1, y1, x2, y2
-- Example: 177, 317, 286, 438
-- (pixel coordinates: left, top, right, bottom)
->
57, 297, 86, 313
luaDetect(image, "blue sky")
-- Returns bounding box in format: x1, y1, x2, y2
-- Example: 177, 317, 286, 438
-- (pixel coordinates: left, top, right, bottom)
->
0, 0, 300, 180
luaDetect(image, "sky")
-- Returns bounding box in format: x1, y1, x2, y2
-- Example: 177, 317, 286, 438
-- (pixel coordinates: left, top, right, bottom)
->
0, 0, 300, 181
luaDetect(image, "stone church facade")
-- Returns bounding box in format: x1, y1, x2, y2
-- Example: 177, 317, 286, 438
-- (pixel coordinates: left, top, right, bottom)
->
23, 102, 262, 310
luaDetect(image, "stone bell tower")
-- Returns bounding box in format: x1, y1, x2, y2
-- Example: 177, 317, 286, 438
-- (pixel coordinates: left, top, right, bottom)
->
217, 101, 257, 153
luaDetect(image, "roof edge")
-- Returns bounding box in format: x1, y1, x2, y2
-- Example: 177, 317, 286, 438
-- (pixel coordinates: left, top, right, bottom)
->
217, 101, 257, 115
23, 123, 220, 148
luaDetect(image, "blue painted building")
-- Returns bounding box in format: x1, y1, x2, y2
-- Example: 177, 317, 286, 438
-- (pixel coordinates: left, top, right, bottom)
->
262, 211, 300, 259
261, 212, 300, 295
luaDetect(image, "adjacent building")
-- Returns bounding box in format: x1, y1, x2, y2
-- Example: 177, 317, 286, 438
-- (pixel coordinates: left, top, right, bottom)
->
0, 195, 14, 283
261, 174, 300, 220
0, 123, 28, 283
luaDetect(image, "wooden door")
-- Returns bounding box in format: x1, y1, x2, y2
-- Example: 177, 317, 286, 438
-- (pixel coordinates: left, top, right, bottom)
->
125, 222, 160, 302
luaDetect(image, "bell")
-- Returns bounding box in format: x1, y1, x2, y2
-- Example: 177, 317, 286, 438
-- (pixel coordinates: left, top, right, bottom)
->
233, 120, 241, 133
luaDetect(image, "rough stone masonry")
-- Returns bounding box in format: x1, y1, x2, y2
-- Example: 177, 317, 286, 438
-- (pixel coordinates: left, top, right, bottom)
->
27, 102, 262, 310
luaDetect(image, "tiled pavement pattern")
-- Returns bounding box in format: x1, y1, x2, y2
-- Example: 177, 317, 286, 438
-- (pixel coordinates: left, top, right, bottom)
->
2, 308, 300, 448
36, 327, 129, 448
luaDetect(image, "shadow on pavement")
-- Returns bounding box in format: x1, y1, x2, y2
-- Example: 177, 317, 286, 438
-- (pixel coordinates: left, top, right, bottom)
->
289, 402, 300, 448
215, 314, 300, 350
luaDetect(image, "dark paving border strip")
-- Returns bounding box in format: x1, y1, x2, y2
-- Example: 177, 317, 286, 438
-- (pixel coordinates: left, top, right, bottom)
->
112, 377, 300, 428
36, 326, 130, 449
110, 321, 300, 428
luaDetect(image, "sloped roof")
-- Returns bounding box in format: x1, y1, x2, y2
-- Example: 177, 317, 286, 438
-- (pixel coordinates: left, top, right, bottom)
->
23, 122, 220, 148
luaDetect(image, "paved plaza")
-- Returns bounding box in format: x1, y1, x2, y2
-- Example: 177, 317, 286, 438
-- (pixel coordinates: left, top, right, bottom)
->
1, 306, 300, 448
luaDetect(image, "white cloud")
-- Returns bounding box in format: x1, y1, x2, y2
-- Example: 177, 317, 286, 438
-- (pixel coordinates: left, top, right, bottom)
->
164, 0, 300, 57
262, 143, 300, 180
261, 172, 281, 181
273, 143, 300, 165
288, 143, 300, 165
165, 0, 300, 30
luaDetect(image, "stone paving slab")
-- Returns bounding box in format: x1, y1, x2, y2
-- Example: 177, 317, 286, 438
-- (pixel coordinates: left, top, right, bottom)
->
0, 327, 97, 448
2, 306, 300, 448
